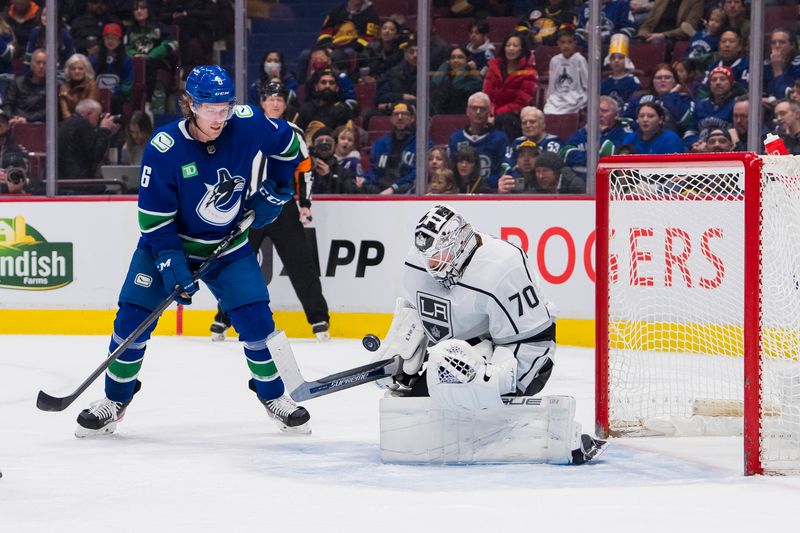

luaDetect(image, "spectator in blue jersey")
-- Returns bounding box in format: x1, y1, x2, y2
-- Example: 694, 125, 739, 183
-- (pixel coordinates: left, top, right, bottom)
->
636, 0, 702, 43
700, 29, 748, 96
0, 17, 14, 75
24, 6, 73, 71
465, 20, 495, 77
375, 34, 418, 113
249, 50, 299, 108
764, 29, 800, 101
692, 65, 740, 145
683, 6, 724, 63
601, 34, 642, 104
304, 47, 357, 112
362, 102, 423, 194
561, 95, 632, 180
431, 45, 483, 116
576, 0, 636, 47
90, 23, 132, 116
505, 106, 562, 166
623, 63, 694, 146
448, 92, 509, 189
721, 0, 749, 46
297, 69, 353, 134
359, 18, 404, 81
623, 101, 685, 154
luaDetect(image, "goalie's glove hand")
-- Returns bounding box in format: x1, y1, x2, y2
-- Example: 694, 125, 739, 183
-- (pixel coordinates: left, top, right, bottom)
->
245, 180, 295, 228
371, 298, 428, 389
155, 250, 198, 305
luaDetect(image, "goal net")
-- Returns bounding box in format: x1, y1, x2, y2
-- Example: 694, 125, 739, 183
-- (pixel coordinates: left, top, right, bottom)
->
595, 152, 800, 475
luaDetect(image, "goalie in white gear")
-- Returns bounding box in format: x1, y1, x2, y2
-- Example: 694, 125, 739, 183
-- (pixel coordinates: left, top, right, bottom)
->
372, 204, 605, 464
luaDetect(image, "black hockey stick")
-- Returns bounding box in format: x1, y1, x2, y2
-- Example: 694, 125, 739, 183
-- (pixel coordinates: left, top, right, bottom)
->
36, 212, 256, 412
268, 330, 402, 401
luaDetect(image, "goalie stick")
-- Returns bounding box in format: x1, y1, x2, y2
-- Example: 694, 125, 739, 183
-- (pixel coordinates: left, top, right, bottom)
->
268, 330, 402, 401
36, 212, 256, 413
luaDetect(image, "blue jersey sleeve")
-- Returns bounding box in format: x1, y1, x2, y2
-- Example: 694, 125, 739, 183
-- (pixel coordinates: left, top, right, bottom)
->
136, 142, 184, 255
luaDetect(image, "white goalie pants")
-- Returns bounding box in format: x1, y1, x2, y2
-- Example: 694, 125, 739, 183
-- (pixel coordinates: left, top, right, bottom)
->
379, 395, 582, 464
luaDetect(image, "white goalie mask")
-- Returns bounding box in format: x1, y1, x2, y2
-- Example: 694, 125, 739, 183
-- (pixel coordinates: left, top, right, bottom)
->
414, 204, 478, 289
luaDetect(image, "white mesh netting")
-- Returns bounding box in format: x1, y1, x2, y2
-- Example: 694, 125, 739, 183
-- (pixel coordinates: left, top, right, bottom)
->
604, 156, 800, 474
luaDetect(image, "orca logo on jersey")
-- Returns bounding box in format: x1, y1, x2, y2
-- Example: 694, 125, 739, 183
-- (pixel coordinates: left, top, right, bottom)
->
196, 168, 245, 226
417, 292, 453, 342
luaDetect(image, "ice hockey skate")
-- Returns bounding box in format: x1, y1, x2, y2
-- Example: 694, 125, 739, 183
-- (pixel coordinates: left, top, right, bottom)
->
571, 434, 608, 465
75, 398, 129, 438
261, 395, 311, 434
210, 309, 232, 341
311, 321, 330, 342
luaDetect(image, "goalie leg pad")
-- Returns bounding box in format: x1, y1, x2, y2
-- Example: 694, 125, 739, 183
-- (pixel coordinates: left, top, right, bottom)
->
426, 339, 516, 412
379, 395, 582, 464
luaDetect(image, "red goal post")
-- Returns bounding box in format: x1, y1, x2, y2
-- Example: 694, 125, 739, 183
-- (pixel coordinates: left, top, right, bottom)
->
595, 152, 800, 476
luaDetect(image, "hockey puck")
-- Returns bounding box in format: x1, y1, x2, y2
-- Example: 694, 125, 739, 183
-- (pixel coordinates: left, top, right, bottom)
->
362, 334, 381, 352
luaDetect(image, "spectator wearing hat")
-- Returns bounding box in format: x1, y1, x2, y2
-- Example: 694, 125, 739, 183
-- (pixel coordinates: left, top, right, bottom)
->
691, 65, 741, 145
623, 101, 685, 155
3, 0, 40, 60
703, 127, 734, 153
90, 23, 133, 115
375, 34, 418, 113
497, 140, 540, 194
0, 109, 31, 194
601, 34, 641, 104
362, 102, 426, 194
483, 32, 538, 141
506, 106, 562, 167
530, 151, 585, 194
297, 69, 353, 134
543, 27, 588, 115
562, 96, 633, 180
2, 47, 46, 125
448, 92, 508, 189
304, 46, 357, 111
310, 127, 359, 194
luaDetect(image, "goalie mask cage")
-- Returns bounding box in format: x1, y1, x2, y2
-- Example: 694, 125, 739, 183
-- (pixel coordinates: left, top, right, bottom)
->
595, 152, 800, 476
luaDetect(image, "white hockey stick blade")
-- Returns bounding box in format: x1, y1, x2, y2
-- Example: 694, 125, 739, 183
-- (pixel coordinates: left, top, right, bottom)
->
267, 330, 403, 402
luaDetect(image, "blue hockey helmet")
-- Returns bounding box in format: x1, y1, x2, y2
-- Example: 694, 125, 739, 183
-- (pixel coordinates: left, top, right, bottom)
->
185, 65, 236, 104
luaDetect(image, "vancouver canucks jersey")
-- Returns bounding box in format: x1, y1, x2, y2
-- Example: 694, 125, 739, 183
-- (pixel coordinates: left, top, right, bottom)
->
402, 234, 556, 395
136, 105, 301, 262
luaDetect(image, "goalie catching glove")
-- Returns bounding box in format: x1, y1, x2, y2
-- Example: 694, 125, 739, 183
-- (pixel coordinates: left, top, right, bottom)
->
371, 298, 428, 390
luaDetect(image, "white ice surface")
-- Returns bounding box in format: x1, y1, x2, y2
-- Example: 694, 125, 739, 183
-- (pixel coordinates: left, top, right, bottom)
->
2, 335, 800, 532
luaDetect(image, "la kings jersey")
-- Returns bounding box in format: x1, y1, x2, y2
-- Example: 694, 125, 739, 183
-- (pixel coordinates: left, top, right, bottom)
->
136, 105, 301, 262
403, 233, 556, 395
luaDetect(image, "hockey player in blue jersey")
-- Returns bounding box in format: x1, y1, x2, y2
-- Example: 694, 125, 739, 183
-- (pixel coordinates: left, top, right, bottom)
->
75, 65, 312, 437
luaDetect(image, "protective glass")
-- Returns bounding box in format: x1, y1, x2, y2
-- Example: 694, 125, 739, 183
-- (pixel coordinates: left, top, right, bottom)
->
191, 102, 235, 122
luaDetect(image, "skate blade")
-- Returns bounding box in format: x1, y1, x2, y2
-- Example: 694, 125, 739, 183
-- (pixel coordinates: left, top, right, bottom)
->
211, 332, 227, 342
275, 420, 312, 435
315, 331, 331, 342
74, 422, 118, 439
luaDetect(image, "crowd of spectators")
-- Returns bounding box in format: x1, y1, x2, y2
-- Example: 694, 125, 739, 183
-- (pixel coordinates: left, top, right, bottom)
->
2, 0, 800, 196
255, 0, 800, 197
